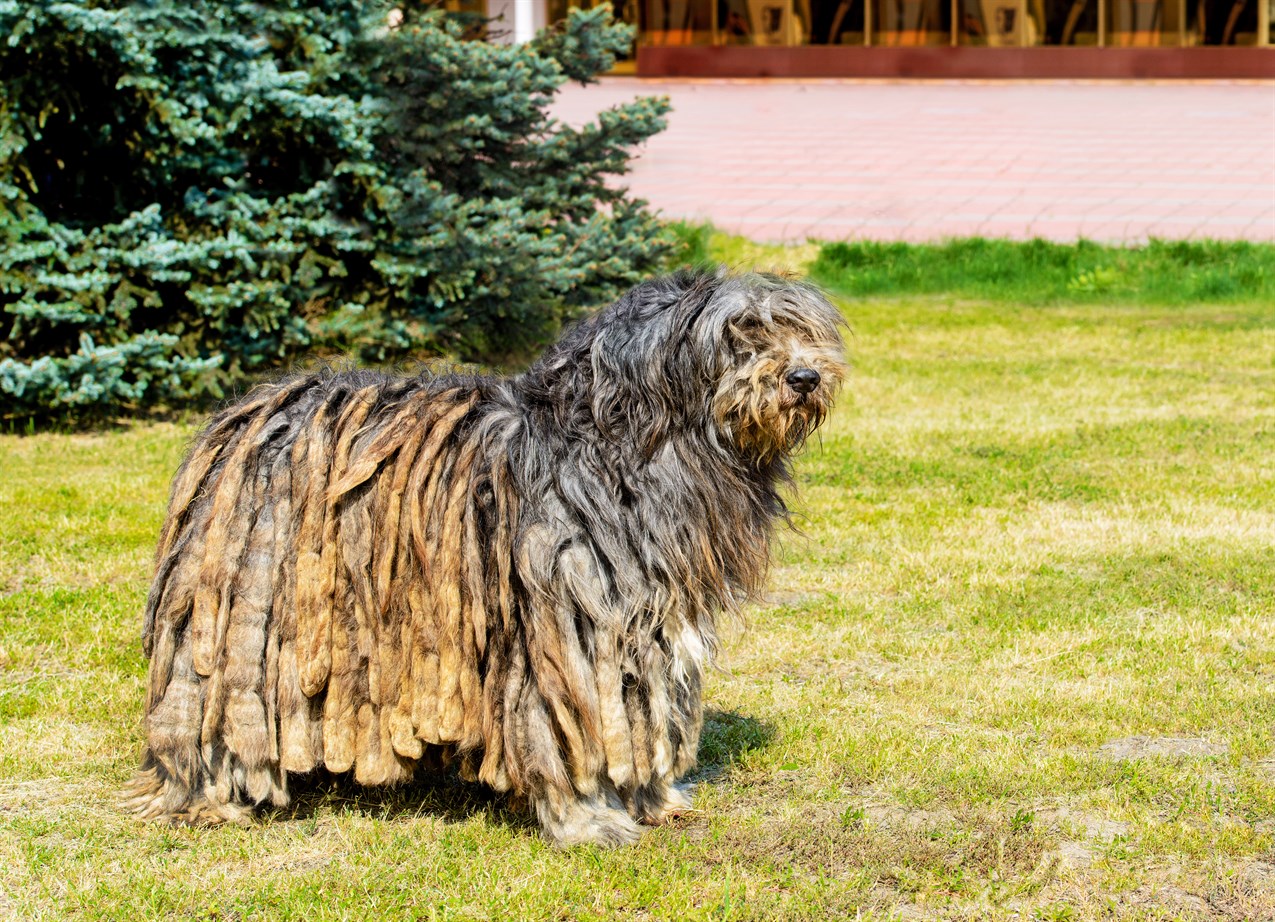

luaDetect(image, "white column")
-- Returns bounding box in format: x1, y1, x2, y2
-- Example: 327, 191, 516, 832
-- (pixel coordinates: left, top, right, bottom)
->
487, 0, 540, 43
515, 0, 536, 41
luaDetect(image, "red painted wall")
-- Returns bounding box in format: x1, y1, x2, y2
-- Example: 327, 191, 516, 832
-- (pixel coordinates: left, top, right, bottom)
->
637, 46, 1275, 78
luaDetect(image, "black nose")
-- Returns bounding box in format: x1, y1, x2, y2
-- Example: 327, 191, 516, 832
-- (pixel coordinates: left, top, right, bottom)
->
785, 368, 821, 394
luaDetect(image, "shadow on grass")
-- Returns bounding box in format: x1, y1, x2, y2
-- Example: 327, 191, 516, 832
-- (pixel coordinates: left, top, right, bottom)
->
691, 708, 776, 782
274, 764, 535, 834
265, 708, 774, 831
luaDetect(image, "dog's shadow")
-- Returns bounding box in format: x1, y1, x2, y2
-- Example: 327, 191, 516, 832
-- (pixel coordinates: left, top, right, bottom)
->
276, 766, 529, 833
271, 708, 774, 829
687, 708, 775, 783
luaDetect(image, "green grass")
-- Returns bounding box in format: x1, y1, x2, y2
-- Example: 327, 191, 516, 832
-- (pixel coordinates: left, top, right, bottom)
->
671, 220, 1275, 307
3, 238, 1275, 919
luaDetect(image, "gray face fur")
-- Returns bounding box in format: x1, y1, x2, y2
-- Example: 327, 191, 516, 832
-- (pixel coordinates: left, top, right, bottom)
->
127, 269, 847, 847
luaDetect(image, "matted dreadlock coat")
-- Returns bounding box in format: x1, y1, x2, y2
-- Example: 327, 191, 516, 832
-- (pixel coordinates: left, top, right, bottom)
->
128, 270, 847, 845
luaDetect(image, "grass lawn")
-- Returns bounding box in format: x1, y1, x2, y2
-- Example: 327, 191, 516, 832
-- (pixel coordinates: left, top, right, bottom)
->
2, 239, 1274, 919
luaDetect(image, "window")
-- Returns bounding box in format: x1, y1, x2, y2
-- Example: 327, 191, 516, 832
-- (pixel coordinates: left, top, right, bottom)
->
642, 0, 713, 43
1190, 0, 1260, 42
875, 0, 952, 42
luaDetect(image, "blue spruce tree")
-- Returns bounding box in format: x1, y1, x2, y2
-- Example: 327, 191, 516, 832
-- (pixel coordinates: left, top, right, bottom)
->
0, 0, 670, 419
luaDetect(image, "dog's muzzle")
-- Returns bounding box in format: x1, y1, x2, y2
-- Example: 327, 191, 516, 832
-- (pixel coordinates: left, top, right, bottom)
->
785, 367, 821, 395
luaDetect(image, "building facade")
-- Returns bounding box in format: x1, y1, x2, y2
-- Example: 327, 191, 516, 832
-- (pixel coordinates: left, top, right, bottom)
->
489, 0, 1275, 75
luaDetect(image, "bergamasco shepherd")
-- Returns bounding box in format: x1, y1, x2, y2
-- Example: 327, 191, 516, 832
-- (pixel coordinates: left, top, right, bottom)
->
127, 269, 847, 846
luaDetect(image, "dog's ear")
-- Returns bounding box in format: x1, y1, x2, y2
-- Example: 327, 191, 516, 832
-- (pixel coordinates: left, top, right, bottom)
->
588, 331, 672, 458
583, 273, 724, 457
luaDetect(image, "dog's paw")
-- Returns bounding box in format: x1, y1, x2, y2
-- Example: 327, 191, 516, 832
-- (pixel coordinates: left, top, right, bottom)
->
661, 781, 694, 818
534, 791, 643, 848
636, 780, 694, 826
123, 767, 254, 826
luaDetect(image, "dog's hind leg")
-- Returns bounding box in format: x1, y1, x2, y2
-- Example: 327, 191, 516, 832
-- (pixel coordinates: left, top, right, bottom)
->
124, 628, 254, 826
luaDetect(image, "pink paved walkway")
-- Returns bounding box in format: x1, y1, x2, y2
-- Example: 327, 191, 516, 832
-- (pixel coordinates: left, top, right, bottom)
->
553, 80, 1275, 243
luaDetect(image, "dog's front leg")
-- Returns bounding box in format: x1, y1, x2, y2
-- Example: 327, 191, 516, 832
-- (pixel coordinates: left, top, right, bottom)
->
629, 612, 705, 827
516, 524, 713, 844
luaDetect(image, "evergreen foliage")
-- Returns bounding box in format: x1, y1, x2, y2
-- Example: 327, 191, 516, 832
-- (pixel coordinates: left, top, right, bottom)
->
0, 0, 671, 419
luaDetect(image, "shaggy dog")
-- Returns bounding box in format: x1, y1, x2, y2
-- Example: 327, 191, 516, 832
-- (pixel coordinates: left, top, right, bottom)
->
126, 269, 847, 846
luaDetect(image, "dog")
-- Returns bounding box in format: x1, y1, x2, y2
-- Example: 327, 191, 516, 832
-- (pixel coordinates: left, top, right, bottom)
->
126, 269, 847, 846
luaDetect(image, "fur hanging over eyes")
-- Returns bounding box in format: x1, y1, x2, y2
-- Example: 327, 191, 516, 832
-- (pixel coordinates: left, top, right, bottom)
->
125, 268, 848, 846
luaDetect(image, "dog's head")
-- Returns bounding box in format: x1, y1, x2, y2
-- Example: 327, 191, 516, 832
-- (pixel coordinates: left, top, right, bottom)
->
701, 274, 847, 464
567, 269, 846, 466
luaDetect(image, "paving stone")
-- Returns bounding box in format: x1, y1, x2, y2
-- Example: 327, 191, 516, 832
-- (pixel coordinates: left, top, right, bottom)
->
554, 79, 1275, 243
